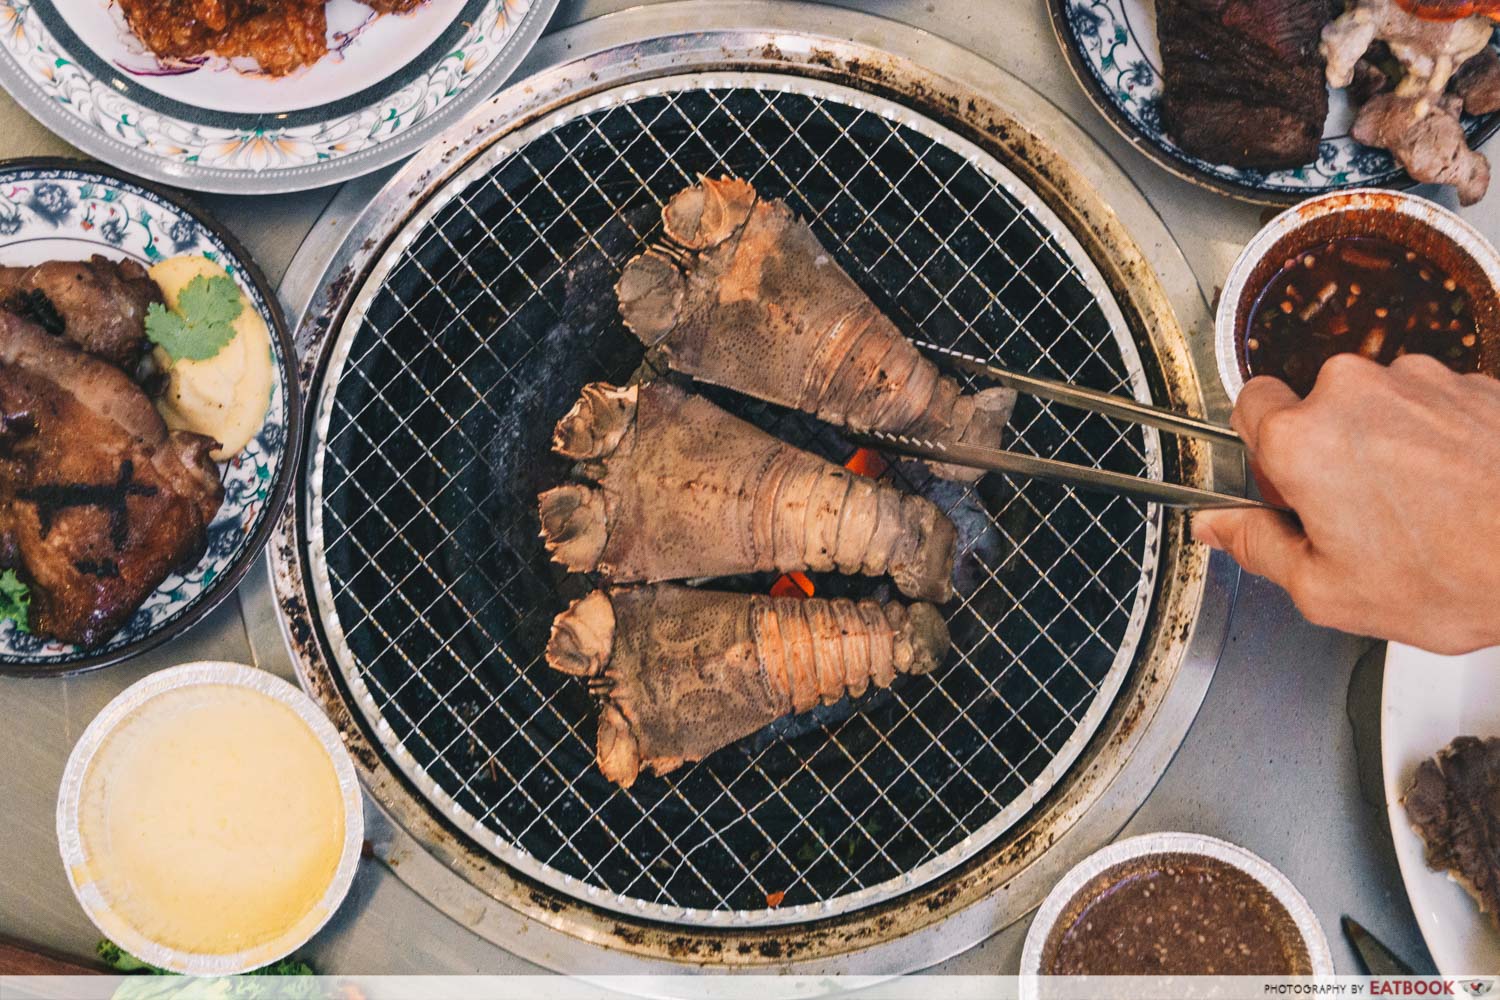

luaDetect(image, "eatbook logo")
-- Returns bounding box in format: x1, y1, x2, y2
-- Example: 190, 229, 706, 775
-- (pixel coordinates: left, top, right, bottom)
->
1463, 979, 1495, 997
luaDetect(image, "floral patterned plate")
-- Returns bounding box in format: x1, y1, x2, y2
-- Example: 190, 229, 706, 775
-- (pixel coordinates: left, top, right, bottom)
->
1049, 0, 1500, 204
0, 0, 559, 194
0, 160, 299, 676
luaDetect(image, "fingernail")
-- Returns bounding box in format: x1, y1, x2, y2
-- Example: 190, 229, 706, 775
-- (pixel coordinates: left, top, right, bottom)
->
1191, 515, 1222, 550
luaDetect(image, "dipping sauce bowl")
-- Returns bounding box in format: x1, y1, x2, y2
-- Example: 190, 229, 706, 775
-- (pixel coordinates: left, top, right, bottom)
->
56, 662, 363, 975
1217, 189, 1500, 401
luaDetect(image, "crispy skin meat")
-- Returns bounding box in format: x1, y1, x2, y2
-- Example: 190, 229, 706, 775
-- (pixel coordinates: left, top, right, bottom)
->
617, 177, 1016, 483
538, 381, 957, 603
118, 0, 328, 76
1157, 0, 1337, 169
117, 0, 433, 76
0, 311, 223, 646
548, 585, 950, 787
1403, 736, 1500, 927
0, 256, 161, 368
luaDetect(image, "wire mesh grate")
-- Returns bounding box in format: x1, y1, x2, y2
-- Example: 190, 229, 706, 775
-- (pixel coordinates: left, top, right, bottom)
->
312, 83, 1161, 917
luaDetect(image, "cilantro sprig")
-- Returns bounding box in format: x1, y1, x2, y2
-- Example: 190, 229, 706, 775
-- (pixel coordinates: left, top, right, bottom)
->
145, 273, 244, 362
0, 569, 29, 633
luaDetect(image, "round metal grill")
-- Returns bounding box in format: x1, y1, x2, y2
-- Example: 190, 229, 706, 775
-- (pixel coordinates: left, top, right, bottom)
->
305, 75, 1164, 924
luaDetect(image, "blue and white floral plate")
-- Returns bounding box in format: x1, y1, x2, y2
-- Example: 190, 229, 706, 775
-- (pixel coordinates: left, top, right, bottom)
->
0, 160, 299, 676
0, 0, 558, 194
1050, 0, 1500, 204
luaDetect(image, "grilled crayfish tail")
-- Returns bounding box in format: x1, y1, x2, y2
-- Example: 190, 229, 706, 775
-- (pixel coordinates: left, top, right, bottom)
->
538, 380, 957, 601
660, 174, 758, 250
537, 484, 608, 573
616, 177, 1018, 483
546, 585, 951, 788
552, 381, 637, 461
546, 590, 615, 677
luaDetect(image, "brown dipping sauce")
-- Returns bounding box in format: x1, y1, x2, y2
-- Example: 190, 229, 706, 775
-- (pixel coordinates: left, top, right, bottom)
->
1245, 236, 1482, 397
1042, 852, 1312, 975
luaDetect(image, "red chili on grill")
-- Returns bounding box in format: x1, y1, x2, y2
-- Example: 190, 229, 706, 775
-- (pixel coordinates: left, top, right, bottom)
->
1244, 235, 1482, 396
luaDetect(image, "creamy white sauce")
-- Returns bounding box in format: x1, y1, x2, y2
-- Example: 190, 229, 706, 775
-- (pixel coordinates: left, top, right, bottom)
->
74, 684, 344, 956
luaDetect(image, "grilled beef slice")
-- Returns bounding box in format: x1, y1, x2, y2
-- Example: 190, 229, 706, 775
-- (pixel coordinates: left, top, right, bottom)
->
1403, 736, 1500, 927
1156, 0, 1338, 169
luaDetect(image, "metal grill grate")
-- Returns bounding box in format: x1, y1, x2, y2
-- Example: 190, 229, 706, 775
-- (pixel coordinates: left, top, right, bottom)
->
308, 79, 1163, 922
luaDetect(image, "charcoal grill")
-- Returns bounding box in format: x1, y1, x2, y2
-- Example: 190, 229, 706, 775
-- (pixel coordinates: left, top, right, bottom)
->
260, 2, 1240, 972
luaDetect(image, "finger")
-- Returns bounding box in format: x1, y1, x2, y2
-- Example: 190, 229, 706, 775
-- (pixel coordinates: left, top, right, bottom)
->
1231, 376, 1301, 453
1191, 508, 1309, 589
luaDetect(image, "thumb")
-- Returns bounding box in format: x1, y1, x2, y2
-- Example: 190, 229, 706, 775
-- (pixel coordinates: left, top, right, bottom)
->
1192, 509, 1310, 589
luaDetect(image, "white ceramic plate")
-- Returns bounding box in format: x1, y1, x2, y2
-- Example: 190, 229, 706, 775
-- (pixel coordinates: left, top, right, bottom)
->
0, 159, 299, 675
1382, 641, 1500, 975
0, 0, 558, 193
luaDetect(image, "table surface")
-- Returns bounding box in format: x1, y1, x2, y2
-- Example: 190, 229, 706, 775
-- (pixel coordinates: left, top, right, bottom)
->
0, 0, 1473, 977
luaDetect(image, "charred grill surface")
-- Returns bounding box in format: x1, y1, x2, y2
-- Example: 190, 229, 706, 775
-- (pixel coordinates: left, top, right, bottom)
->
1156, 0, 1337, 169
312, 85, 1160, 914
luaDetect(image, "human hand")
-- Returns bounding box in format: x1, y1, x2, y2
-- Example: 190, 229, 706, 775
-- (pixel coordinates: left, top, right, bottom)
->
1192, 354, 1500, 654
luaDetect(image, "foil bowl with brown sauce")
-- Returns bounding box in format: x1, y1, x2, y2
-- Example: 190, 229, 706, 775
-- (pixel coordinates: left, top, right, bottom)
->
1217, 190, 1500, 401
1021, 833, 1333, 984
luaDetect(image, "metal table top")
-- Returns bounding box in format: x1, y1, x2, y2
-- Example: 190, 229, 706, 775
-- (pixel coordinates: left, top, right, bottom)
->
0, 0, 1453, 976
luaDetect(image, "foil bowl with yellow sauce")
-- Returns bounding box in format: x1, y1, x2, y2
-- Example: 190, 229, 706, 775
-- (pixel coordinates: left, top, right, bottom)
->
56, 662, 363, 975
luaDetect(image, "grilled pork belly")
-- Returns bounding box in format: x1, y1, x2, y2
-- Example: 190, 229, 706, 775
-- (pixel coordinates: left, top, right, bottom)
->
548, 584, 950, 787
1403, 736, 1500, 928
0, 311, 223, 646
539, 381, 957, 603
1156, 0, 1337, 169
616, 177, 1016, 483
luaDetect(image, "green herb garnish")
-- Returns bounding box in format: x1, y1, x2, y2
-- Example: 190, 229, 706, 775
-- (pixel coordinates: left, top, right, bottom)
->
144, 274, 244, 362
99, 939, 317, 996
0, 569, 29, 633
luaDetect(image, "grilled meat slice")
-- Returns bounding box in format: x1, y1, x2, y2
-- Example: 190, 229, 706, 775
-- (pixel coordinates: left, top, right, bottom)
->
616, 177, 1016, 483
0, 256, 162, 368
1353, 92, 1492, 204
1403, 736, 1500, 928
0, 311, 223, 646
539, 381, 957, 603
1455, 47, 1500, 114
1157, 0, 1337, 169
548, 585, 950, 787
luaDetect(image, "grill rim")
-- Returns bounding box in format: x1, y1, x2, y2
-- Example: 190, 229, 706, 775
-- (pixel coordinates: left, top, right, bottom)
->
259, 1, 1240, 972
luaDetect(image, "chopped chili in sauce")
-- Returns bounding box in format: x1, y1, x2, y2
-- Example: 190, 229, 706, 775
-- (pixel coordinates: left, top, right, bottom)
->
1244, 235, 1482, 396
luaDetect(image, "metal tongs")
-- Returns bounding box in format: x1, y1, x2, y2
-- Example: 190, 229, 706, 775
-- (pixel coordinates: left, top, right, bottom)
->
851, 342, 1285, 511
